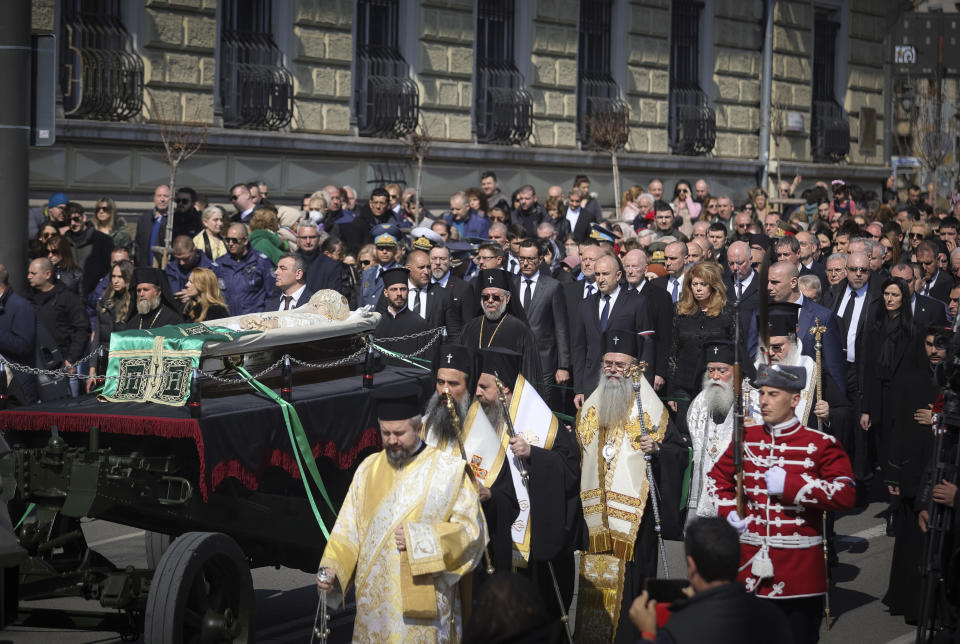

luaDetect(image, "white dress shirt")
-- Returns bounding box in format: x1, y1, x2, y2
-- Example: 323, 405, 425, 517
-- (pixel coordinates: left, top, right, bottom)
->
407, 281, 428, 318
520, 271, 540, 306
598, 285, 621, 320
566, 207, 582, 232
278, 284, 307, 310
838, 283, 868, 362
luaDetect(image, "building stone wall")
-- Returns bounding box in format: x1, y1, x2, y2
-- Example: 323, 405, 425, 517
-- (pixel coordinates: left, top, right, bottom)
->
770, 0, 814, 164
625, 0, 671, 155
418, 0, 475, 141
290, 0, 353, 134
713, 0, 764, 160
846, 0, 887, 165
529, 0, 579, 148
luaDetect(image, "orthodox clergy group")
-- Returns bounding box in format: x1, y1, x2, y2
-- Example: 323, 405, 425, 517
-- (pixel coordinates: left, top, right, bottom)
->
316, 253, 859, 644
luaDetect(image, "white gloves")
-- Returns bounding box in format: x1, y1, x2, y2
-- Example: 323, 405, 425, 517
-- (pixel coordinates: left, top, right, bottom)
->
726, 510, 748, 534
765, 466, 786, 495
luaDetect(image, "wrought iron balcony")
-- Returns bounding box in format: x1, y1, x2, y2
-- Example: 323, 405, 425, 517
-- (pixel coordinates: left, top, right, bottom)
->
355, 49, 419, 138
578, 76, 629, 149
476, 64, 533, 145
811, 99, 850, 163
220, 38, 293, 129
668, 88, 716, 156
60, 19, 143, 121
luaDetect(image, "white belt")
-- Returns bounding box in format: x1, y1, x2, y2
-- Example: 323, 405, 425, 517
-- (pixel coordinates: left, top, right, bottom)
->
741, 532, 822, 549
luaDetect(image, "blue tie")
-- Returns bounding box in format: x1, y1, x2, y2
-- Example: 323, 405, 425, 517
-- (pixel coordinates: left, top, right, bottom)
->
600, 295, 610, 332
671, 279, 679, 303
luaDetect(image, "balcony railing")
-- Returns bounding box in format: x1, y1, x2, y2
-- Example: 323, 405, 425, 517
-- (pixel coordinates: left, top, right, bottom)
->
476, 64, 532, 145
220, 37, 293, 129
811, 99, 850, 163
668, 88, 716, 156
578, 76, 629, 148
61, 19, 143, 121
355, 48, 419, 138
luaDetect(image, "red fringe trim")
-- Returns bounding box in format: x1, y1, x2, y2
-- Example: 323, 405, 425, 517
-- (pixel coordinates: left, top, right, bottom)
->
209, 426, 382, 490
0, 411, 210, 501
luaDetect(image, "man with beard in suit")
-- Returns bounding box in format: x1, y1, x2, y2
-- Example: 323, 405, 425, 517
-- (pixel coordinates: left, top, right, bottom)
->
512, 239, 570, 408
376, 248, 462, 339
373, 267, 437, 367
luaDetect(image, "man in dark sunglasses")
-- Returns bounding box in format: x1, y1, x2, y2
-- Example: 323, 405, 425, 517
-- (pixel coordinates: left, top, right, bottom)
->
213, 222, 277, 315
64, 202, 113, 294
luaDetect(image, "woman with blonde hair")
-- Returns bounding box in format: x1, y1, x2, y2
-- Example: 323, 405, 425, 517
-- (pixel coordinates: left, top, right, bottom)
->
194, 205, 227, 260
182, 267, 229, 322
87, 259, 134, 392
667, 262, 739, 422
356, 243, 377, 271
620, 185, 644, 222
248, 207, 290, 265
92, 197, 133, 253
749, 186, 771, 219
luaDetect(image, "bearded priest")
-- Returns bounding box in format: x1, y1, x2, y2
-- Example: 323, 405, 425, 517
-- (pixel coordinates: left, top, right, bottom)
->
686, 340, 737, 520
574, 329, 687, 644
317, 383, 486, 643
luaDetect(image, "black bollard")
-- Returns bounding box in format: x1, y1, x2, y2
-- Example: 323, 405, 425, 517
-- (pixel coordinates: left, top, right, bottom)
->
94, 345, 107, 389
362, 340, 375, 389
187, 368, 202, 418
0, 362, 7, 411
280, 356, 292, 402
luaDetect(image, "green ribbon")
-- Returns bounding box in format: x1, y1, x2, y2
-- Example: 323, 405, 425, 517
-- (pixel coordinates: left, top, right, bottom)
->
678, 446, 693, 510
13, 503, 35, 530
372, 344, 432, 371
237, 366, 335, 539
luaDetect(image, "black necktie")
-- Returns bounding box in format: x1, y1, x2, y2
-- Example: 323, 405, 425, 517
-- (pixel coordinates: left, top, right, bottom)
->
524, 279, 533, 309
282, 295, 292, 310
840, 289, 857, 339
600, 295, 611, 332
585, 284, 595, 298
413, 288, 422, 317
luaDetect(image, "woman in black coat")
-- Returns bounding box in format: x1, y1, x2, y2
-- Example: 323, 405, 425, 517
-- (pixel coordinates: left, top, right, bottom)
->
87, 259, 133, 391
667, 262, 738, 437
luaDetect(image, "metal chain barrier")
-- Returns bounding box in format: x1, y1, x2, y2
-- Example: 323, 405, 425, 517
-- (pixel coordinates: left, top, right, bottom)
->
0, 327, 447, 384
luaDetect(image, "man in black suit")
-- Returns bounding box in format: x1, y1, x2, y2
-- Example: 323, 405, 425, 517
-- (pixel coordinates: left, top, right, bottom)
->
724, 241, 761, 334
572, 254, 654, 408
429, 244, 474, 323
917, 240, 956, 306
890, 263, 948, 328
564, 187, 597, 243
779, 234, 827, 289
266, 254, 315, 311
377, 249, 462, 339
228, 182, 257, 223
135, 184, 170, 267
650, 241, 688, 305
510, 185, 548, 238
513, 239, 571, 407
622, 248, 672, 391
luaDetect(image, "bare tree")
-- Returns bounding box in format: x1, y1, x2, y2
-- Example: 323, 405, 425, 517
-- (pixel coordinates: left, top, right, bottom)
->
585, 105, 630, 215
405, 117, 431, 220
149, 93, 208, 268
912, 84, 957, 208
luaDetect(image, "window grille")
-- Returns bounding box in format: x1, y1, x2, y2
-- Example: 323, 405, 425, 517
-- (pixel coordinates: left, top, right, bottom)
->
475, 0, 532, 145
577, 0, 629, 149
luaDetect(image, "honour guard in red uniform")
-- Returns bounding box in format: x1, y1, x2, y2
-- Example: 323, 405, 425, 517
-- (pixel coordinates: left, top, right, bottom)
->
707, 363, 855, 644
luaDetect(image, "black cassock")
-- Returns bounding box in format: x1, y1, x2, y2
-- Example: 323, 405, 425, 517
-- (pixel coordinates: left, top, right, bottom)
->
126, 304, 183, 330
373, 307, 438, 367
883, 361, 942, 623
476, 423, 582, 629
460, 313, 545, 398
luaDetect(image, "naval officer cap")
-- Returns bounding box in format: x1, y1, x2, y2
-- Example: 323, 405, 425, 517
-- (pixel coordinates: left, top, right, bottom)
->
380, 267, 410, 288
588, 222, 616, 244
372, 223, 401, 247
435, 344, 473, 378
603, 329, 638, 357
752, 363, 806, 392
372, 383, 422, 421
479, 347, 521, 388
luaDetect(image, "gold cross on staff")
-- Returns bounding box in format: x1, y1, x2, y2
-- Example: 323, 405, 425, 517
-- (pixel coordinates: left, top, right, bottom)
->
809, 317, 827, 342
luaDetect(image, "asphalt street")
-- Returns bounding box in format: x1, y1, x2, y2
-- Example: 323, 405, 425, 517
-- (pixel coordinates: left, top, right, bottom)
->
1, 498, 923, 644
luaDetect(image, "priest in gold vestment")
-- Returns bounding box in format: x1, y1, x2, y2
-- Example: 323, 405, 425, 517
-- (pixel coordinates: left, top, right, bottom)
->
317, 383, 486, 643
574, 330, 687, 644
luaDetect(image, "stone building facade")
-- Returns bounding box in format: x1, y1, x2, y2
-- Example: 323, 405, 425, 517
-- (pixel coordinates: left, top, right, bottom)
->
30, 0, 905, 210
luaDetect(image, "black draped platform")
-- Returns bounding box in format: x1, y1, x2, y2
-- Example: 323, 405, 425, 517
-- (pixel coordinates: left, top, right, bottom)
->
0, 367, 432, 502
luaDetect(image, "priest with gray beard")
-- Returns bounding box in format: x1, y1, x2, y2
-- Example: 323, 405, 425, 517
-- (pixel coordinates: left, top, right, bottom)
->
686, 341, 737, 520
126, 267, 183, 330
459, 269, 544, 397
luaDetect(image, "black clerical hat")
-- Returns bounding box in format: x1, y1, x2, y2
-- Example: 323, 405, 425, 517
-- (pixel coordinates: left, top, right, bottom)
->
703, 340, 735, 365
133, 267, 165, 288
381, 267, 409, 288
478, 268, 511, 292
479, 347, 521, 387
604, 329, 638, 356
767, 301, 801, 337
435, 344, 472, 377
372, 383, 422, 421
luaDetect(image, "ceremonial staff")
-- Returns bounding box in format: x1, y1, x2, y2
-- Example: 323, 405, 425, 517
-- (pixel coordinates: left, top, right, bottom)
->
733, 272, 745, 517
494, 378, 574, 644
443, 387, 495, 576
809, 318, 832, 630
623, 361, 670, 576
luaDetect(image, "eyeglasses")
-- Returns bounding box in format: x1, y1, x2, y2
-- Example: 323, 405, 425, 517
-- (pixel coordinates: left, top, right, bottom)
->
360, 259, 372, 267
97, 206, 109, 212
70, 216, 84, 222
229, 194, 241, 201
225, 237, 246, 244
481, 293, 503, 302
847, 266, 869, 273
175, 198, 191, 205
518, 256, 539, 264
909, 233, 925, 239
768, 343, 786, 353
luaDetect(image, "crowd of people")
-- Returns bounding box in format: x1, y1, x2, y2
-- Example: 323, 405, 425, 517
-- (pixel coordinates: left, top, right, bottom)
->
3, 170, 960, 643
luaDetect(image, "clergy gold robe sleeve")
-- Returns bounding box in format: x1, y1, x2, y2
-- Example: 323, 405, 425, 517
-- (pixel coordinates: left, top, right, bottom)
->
318, 462, 364, 608
403, 466, 486, 578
